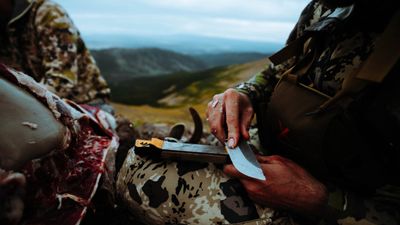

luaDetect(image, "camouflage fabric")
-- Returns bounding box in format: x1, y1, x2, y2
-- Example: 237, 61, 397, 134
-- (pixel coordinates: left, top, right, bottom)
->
117, 151, 274, 225
0, 0, 110, 103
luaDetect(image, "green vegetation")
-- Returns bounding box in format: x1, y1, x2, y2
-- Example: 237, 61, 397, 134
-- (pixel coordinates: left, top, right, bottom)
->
110, 66, 226, 105
194, 52, 268, 68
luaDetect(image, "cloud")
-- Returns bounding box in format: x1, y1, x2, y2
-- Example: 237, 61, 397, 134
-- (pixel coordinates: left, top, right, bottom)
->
141, 0, 307, 21
55, 0, 309, 43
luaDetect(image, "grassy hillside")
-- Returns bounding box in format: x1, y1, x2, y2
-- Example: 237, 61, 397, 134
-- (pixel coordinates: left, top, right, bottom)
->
92, 48, 269, 87
158, 58, 269, 107
113, 58, 270, 126
110, 57, 269, 105
92, 48, 206, 81
194, 52, 269, 68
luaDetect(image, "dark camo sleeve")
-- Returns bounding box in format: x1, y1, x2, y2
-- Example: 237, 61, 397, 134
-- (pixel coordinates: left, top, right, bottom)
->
235, 63, 280, 106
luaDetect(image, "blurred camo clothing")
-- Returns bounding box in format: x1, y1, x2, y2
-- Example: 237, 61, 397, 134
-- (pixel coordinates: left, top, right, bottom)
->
117, 1, 400, 225
0, 0, 110, 103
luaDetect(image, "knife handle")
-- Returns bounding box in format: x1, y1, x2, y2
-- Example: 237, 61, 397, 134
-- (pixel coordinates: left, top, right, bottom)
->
134, 138, 229, 164
135, 138, 164, 148
134, 138, 164, 157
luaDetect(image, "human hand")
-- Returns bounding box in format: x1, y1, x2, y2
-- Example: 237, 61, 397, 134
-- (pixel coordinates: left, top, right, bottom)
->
223, 155, 328, 215
206, 88, 254, 148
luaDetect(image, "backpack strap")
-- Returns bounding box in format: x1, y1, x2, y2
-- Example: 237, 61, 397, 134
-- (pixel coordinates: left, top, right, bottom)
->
269, 34, 311, 65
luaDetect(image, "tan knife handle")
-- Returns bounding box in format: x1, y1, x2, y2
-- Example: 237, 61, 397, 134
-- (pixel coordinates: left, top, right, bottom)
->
135, 138, 164, 149
134, 138, 164, 158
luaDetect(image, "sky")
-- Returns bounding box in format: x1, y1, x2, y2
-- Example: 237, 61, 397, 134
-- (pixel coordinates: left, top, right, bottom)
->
54, 0, 309, 51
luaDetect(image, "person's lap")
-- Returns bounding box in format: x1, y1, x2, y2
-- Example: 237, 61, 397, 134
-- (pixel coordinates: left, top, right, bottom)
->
116, 150, 274, 225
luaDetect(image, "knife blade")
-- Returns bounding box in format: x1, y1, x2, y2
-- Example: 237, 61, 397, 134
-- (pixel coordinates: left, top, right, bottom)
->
135, 138, 266, 180
226, 140, 266, 181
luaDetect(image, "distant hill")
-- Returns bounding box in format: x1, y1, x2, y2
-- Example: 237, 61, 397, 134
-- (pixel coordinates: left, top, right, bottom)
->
194, 52, 269, 68
91, 48, 206, 82
112, 58, 270, 125
86, 34, 282, 54
110, 57, 270, 105
92, 48, 269, 87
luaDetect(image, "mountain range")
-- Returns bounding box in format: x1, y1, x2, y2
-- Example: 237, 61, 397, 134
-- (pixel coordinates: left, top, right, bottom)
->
112, 58, 270, 125
91, 47, 270, 105
91, 47, 268, 87
92, 48, 206, 81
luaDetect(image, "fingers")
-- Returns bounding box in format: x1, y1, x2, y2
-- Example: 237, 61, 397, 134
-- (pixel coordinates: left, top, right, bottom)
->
266, 155, 310, 176
257, 155, 289, 164
256, 155, 307, 176
256, 155, 271, 164
207, 94, 226, 143
223, 164, 252, 180
224, 89, 240, 148
255, 155, 292, 167
207, 89, 253, 147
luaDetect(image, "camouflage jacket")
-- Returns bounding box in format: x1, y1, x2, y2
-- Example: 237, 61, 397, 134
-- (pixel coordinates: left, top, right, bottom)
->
237, 0, 400, 224
0, 0, 110, 103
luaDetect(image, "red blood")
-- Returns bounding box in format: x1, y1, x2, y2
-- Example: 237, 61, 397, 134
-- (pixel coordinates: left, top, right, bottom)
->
22, 120, 112, 225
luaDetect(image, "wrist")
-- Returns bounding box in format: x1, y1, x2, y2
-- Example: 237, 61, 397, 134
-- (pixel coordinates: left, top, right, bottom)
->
292, 181, 329, 216
235, 83, 259, 108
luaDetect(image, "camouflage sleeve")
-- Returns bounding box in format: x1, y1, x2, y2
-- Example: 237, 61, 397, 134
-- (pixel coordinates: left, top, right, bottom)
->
34, 1, 110, 103
235, 63, 280, 106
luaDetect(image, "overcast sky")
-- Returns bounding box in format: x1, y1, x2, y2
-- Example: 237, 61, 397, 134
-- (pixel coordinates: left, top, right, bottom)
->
54, 0, 309, 44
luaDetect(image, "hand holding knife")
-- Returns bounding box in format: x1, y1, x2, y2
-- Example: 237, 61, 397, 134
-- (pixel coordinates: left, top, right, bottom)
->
135, 87, 266, 180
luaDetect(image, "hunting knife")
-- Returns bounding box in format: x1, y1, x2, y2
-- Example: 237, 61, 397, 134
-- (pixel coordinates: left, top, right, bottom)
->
135, 138, 266, 180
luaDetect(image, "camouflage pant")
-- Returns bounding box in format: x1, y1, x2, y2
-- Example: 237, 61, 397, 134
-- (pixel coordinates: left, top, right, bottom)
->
116, 149, 400, 225
116, 149, 274, 225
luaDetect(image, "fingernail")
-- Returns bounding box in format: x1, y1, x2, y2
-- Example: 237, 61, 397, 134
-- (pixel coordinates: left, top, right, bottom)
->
228, 137, 235, 148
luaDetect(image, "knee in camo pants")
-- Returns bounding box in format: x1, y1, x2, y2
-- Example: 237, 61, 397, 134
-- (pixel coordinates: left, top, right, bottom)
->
116, 149, 274, 225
